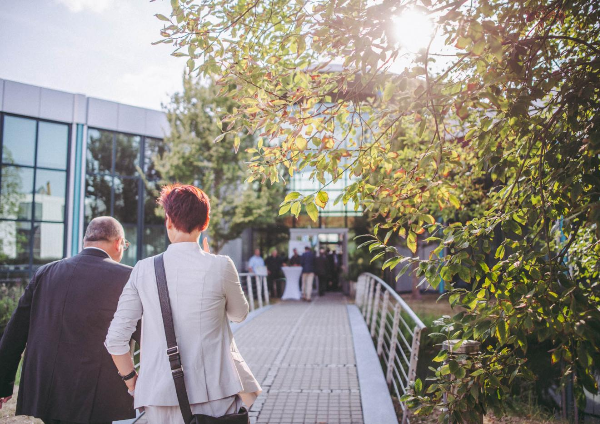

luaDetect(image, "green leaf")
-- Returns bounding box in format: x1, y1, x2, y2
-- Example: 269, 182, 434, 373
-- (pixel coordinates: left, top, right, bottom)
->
414, 378, 423, 395
306, 202, 319, 222
156, 14, 171, 21
279, 204, 291, 215
291, 202, 301, 217
315, 191, 329, 208
284, 192, 301, 202
383, 81, 394, 102
448, 193, 460, 209
432, 350, 448, 363
407, 231, 417, 254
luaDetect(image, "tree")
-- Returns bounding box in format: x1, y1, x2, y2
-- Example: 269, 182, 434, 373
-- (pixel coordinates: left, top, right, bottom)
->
154, 76, 286, 253
155, 0, 600, 420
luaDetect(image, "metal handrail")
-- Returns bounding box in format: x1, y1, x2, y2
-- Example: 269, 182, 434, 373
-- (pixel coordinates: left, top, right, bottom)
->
356, 272, 426, 424
238, 272, 270, 312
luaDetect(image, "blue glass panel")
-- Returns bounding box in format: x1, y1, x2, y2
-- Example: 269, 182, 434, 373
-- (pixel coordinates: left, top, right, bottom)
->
2, 116, 36, 166
0, 165, 34, 220
34, 169, 67, 221
37, 121, 69, 169
86, 129, 113, 174
32, 222, 64, 263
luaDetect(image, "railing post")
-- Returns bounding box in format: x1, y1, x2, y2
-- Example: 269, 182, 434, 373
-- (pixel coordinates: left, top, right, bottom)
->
363, 278, 373, 327
256, 274, 263, 310
365, 279, 375, 325
263, 276, 270, 306
377, 291, 390, 356
247, 274, 255, 312
355, 275, 363, 307
386, 303, 401, 385
370, 283, 381, 337
407, 326, 422, 385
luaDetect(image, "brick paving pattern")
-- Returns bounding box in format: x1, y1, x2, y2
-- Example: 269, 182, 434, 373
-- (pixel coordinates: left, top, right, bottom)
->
234, 293, 364, 424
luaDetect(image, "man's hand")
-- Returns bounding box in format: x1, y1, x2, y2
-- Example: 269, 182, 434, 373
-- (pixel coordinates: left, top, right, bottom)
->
0, 396, 12, 409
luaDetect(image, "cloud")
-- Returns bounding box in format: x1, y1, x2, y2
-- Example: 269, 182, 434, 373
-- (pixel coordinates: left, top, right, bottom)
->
55, 0, 114, 13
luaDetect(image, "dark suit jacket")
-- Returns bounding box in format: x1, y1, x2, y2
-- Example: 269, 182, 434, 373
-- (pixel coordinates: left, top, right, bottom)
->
300, 251, 316, 273
0, 248, 137, 422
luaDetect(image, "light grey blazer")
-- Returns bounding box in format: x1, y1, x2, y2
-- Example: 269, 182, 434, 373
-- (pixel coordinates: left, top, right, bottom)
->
105, 242, 261, 409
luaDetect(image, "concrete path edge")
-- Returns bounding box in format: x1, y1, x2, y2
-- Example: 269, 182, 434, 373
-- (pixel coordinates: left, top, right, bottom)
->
347, 304, 398, 424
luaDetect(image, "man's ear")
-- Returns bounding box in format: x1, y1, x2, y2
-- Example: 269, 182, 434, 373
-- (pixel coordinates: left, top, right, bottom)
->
165, 214, 172, 229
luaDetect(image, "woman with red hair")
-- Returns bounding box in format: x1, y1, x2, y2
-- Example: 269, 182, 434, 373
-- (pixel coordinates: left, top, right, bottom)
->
105, 184, 260, 423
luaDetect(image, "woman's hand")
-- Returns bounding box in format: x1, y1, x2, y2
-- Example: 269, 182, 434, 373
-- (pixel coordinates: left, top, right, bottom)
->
125, 374, 137, 393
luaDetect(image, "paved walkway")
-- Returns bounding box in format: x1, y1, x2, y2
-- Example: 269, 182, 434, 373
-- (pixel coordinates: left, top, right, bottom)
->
234, 294, 364, 424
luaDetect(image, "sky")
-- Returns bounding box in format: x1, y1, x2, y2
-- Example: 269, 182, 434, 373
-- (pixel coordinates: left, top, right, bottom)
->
0, 0, 185, 111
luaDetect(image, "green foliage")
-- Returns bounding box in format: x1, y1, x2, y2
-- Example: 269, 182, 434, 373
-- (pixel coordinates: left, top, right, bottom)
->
156, 0, 600, 419
154, 76, 286, 252
0, 284, 23, 332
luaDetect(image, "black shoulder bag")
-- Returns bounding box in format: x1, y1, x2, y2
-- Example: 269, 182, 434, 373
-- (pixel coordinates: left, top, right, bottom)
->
154, 254, 249, 424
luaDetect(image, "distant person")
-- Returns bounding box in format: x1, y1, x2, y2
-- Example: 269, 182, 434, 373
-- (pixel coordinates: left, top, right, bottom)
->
315, 248, 330, 296
0, 217, 139, 424
328, 248, 342, 291
289, 248, 301, 266
265, 248, 285, 298
105, 184, 260, 422
300, 247, 316, 301
248, 248, 265, 274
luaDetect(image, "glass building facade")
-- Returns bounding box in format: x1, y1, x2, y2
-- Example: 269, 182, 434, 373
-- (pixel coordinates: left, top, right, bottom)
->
84, 129, 167, 266
0, 78, 170, 282
0, 114, 70, 283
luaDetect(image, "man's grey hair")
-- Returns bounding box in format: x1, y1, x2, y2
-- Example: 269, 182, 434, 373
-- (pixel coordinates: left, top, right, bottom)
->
84, 216, 124, 242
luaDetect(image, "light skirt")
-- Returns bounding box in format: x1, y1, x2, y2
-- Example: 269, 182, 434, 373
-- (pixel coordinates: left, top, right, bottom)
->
138, 395, 244, 424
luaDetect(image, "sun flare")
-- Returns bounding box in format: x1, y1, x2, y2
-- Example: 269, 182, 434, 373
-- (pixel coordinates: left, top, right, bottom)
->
392, 9, 435, 52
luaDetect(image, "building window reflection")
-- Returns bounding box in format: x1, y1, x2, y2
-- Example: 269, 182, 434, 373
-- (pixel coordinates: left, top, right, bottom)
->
84, 130, 167, 266
0, 114, 70, 284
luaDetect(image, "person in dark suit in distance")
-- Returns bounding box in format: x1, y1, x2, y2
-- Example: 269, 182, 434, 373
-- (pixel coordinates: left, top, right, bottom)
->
0, 217, 139, 424
265, 248, 285, 298
289, 248, 301, 266
327, 248, 342, 291
300, 246, 316, 301
315, 248, 330, 296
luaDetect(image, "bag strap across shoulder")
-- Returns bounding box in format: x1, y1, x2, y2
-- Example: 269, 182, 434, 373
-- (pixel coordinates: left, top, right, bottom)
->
154, 254, 194, 424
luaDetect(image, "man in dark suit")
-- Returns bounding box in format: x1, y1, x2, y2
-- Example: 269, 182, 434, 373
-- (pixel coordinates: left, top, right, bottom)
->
0, 217, 139, 424
265, 248, 285, 298
315, 248, 330, 296
327, 248, 342, 291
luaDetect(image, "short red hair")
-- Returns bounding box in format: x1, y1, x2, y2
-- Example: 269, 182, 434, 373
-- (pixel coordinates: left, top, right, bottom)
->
158, 184, 210, 233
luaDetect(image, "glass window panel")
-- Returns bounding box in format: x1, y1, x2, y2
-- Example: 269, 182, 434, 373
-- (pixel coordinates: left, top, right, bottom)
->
34, 169, 66, 221
144, 181, 163, 225
2, 116, 36, 166
85, 174, 112, 223
0, 165, 34, 220
0, 220, 31, 267
145, 137, 165, 180
32, 222, 64, 264
143, 225, 167, 258
114, 177, 138, 224
86, 129, 113, 174
37, 122, 69, 169
122, 224, 138, 266
115, 134, 141, 176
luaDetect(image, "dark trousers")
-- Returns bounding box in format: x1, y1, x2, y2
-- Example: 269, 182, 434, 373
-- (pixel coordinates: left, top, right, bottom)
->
317, 274, 329, 295
268, 275, 285, 297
